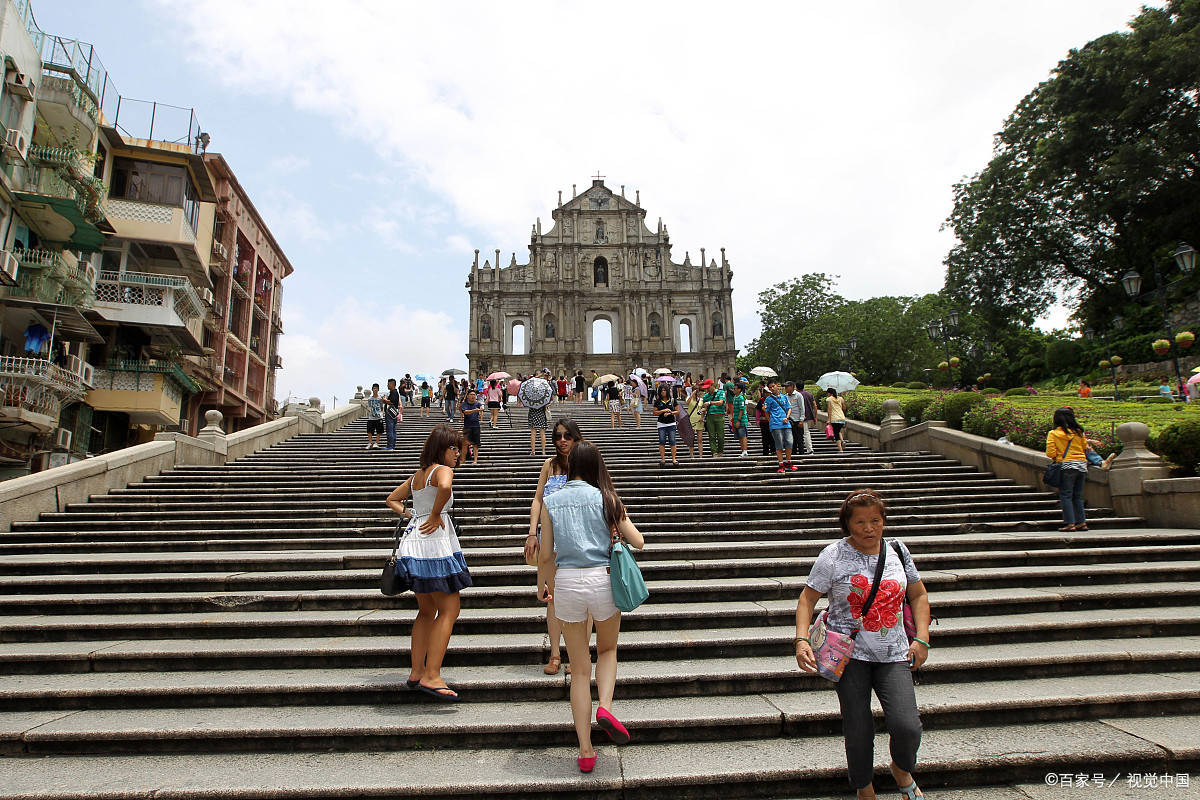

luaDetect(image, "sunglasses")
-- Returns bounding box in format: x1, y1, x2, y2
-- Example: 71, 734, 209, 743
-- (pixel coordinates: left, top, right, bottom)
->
552, 432, 575, 441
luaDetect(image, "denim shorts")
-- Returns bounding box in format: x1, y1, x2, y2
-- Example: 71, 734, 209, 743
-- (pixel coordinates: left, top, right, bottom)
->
658, 424, 678, 445
771, 426, 794, 451
731, 423, 747, 439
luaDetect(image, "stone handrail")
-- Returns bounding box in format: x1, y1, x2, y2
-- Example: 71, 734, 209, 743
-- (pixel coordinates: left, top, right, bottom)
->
0, 401, 363, 532
820, 397, 1198, 528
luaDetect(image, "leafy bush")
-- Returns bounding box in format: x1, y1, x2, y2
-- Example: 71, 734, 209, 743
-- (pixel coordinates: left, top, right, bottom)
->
944, 392, 987, 430
902, 397, 934, 423
1151, 419, 1200, 475
921, 392, 953, 423
906, 382, 926, 390
1005, 387, 1031, 397
891, 381, 908, 388
962, 402, 1052, 449
1141, 397, 1175, 404
845, 393, 886, 425
981, 387, 1001, 395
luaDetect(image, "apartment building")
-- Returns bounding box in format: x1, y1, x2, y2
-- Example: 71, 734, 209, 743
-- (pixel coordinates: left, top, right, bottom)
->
0, 0, 289, 477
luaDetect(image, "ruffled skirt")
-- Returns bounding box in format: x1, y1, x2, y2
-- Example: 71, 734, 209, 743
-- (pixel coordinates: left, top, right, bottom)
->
396, 515, 473, 594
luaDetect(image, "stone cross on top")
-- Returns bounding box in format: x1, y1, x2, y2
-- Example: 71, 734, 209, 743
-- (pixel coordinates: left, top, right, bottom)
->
592, 171, 605, 182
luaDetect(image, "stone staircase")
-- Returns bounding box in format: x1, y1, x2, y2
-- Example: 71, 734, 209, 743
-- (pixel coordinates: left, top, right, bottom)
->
1, 400, 1198, 799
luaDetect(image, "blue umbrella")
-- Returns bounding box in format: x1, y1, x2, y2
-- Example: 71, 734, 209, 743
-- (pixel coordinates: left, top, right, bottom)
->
413, 373, 434, 383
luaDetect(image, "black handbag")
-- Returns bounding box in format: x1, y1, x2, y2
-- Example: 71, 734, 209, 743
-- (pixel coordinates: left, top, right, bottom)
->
381, 519, 410, 596
1042, 437, 1074, 488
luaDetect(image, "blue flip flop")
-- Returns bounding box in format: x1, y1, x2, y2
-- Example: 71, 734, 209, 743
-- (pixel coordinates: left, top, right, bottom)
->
415, 683, 460, 702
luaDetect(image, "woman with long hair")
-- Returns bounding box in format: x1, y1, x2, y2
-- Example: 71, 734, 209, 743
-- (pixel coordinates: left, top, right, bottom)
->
385, 424, 471, 701
826, 387, 847, 453
486, 380, 503, 428
538, 442, 645, 772
1046, 407, 1090, 531
653, 384, 680, 465
525, 418, 586, 675
796, 489, 930, 800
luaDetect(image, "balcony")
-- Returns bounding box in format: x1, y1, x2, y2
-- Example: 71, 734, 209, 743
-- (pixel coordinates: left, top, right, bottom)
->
0, 355, 88, 432
91, 270, 205, 354
37, 75, 100, 130
1, 249, 95, 308
105, 199, 205, 273
11, 163, 108, 252
88, 360, 200, 426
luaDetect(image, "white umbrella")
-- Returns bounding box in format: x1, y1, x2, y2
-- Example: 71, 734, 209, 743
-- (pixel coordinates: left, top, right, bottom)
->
816, 371, 859, 394
631, 367, 649, 377
654, 367, 673, 376
750, 366, 778, 377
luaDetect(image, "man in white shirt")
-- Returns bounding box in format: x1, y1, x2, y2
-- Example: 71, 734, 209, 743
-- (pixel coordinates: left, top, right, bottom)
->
784, 380, 814, 455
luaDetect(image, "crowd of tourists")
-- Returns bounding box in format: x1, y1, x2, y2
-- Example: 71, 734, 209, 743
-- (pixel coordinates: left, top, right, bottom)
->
383, 419, 932, 799
363, 370, 859, 472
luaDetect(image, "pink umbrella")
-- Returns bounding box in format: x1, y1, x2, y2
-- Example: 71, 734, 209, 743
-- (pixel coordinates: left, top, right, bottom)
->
487, 371, 511, 381
507, 378, 522, 395
1187, 373, 1200, 385
656, 375, 676, 383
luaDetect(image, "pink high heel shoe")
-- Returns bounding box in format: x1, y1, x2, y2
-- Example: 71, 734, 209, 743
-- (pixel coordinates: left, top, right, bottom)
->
577, 754, 597, 772
596, 706, 630, 744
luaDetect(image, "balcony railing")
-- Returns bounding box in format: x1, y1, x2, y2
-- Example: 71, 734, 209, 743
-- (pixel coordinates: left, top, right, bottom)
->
99, 360, 201, 394
38, 75, 99, 123
0, 356, 86, 394
19, 164, 108, 224
16, 249, 65, 271
95, 270, 205, 321
3, 252, 94, 308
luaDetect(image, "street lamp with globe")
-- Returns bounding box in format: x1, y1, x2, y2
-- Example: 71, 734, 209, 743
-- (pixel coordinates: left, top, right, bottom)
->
1119, 242, 1195, 398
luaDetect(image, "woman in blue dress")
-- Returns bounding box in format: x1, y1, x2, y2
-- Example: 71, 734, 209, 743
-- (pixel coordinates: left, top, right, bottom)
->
526, 418, 585, 674
385, 424, 471, 701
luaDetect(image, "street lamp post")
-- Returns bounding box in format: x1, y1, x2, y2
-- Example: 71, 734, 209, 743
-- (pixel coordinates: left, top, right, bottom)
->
1085, 322, 1122, 401
926, 310, 960, 386
1120, 242, 1195, 399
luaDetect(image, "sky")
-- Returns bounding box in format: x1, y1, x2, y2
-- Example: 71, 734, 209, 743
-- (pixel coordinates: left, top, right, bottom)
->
30, 0, 1152, 409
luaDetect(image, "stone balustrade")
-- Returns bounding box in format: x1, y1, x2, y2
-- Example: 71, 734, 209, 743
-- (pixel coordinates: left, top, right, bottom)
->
0, 399, 363, 532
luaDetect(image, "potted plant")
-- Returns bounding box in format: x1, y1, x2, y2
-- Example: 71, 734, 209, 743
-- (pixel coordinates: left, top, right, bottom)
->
1111, 356, 1123, 366
949, 356, 960, 367
1099, 360, 1111, 369
937, 361, 949, 371
1176, 331, 1195, 349
1153, 339, 1171, 356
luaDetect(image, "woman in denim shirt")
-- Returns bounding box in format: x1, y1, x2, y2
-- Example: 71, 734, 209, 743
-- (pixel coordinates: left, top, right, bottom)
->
538, 442, 645, 773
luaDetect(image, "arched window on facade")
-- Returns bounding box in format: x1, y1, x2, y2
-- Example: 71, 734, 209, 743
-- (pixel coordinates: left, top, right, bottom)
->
511, 321, 526, 355
648, 313, 662, 338
593, 256, 609, 287
679, 320, 692, 352
591, 318, 612, 354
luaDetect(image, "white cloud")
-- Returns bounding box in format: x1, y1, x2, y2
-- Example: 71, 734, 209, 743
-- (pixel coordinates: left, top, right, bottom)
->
274, 296, 465, 406
164, 0, 1148, 352
268, 154, 310, 173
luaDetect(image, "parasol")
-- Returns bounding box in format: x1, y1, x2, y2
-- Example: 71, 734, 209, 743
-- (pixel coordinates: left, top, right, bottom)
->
593, 373, 620, 388
816, 371, 860, 394
653, 367, 673, 376
517, 377, 555, 409
750, 366, 778, 377
1188, 373, 1200, 385
487, 371, 511, 381
631, 367, 649, 377
442, 368, 467, 376
656, 375, 676, 383
413, 374, 434, 383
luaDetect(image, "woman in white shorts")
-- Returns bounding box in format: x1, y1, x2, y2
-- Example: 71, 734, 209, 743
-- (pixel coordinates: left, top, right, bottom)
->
538, 441, 645, 774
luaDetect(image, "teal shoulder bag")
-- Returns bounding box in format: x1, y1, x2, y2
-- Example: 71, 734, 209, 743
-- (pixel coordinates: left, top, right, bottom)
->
610, 539, 649, 612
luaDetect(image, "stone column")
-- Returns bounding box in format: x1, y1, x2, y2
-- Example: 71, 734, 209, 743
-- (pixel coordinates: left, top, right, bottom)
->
1107, 422, 1170, 519
196, 409, 228, 458
878, 399, 905, 451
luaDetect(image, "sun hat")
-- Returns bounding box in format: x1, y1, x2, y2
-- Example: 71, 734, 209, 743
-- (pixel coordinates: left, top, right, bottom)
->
700, 378, 715, 389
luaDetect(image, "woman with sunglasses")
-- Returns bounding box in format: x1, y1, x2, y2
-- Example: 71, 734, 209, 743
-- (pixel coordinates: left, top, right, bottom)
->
385, 424, 470, 701
525, 418, 586, 675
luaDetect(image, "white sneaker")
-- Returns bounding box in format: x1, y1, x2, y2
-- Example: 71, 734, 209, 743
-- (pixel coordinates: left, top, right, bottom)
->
739, 450, 748, 457
365, 444, 371, 450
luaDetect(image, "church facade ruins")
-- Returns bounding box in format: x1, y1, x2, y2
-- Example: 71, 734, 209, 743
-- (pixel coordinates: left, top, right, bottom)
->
465, 178, 737, 378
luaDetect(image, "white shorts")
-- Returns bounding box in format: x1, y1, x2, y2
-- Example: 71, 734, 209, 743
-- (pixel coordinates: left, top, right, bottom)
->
553, 566, 618, 623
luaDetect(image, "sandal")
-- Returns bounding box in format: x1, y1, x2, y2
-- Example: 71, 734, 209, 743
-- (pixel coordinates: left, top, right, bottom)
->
897, 780, 923, 799
1076, 525, 1089, 531
1058, 525, 1076, 531
543, 656, 562, 675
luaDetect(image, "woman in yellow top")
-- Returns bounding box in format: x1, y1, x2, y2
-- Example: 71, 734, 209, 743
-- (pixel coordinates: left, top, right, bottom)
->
1045, 407, 1090, 531
826, 388, 848, 453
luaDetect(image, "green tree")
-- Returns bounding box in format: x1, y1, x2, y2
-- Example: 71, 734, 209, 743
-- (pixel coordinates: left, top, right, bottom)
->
944, 0, 1200, 331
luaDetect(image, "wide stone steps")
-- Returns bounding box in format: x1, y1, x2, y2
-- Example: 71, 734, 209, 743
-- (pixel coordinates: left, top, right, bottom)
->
4, 671, 1199, 757
3, 401, 1192, 799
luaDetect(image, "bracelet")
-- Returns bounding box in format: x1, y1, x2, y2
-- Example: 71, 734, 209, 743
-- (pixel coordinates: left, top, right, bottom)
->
794, 636, 810, 644
912, 637, 930, 648
526, 533, 537, 538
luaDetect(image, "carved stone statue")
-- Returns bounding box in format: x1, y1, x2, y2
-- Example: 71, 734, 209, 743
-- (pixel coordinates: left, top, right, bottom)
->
545, 318, 555, 339
481, 316, 492, 339
594, 259, 608, 286
650, 316, 661, 338
595, 219, 607, 244
712, 316, 724, 337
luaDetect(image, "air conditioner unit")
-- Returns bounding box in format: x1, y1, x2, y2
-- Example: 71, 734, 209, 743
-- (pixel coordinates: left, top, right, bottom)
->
198, 287, 214, 305
271, 355, 283, 369
4, 128, 28, 162
54, 428, 72, 450
211, 241, 228, 260
7, 73, 35, 101
80, 361, 94, 387
0, 249, 17, 285
67, 354, 83, 375
213, 303, 225, 318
